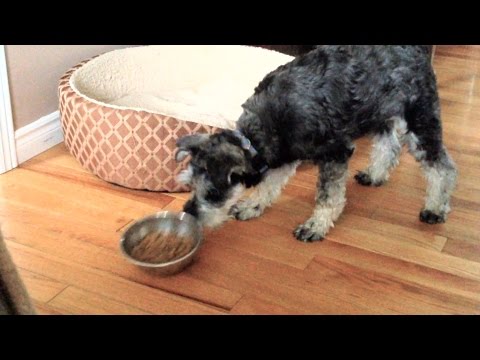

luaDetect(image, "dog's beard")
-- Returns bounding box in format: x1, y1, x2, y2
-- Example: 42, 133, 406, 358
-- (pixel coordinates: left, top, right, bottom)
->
177, 165, 245, 228
196, 185, 244, 228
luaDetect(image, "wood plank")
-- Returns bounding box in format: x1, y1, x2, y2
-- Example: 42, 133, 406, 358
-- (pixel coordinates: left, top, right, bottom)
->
21, 144, 176, 209
192, 240, 479, 314
371, 186, 480, 248
190, 241, 382, 314
333, 213, 447, 252
33, 301, 64, 315
17, 268, 68, 303
305, 255, 479, 314
90, 246, 242, 310
315, 241, 480, 304
443, 236, 480, 264
0, 168, 167, 233
230, 296, 299, 315
327, 225, 480, 282
6, 240, 224, 315
48, 287, 150, 315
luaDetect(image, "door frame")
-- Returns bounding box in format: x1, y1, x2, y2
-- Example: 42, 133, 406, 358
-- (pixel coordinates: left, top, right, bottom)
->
0, 45, 17, 174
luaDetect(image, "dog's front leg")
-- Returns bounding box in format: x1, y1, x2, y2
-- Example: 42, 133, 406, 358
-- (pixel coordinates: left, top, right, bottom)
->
230, 161, 300, 221
294, 160, 349, 242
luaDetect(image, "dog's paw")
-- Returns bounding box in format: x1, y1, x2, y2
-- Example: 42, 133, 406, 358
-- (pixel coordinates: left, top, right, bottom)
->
419, 209, 446, 224
354, 171, 384, 187
294, 220, 326, 242
229, 200, 264, 221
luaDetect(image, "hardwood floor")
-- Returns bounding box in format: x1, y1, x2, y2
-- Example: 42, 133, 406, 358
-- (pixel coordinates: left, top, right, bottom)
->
1, 45, 479, 314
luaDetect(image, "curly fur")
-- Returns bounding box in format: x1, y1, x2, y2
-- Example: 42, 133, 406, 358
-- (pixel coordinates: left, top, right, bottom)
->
177, 45, 457, 240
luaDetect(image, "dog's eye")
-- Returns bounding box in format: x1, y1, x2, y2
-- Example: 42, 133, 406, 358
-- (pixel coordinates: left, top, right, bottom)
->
229, 172, 243, 185
205, 187, 223, 203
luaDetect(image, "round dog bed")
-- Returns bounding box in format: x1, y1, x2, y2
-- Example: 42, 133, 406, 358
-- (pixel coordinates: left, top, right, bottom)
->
59, 45, 293, 192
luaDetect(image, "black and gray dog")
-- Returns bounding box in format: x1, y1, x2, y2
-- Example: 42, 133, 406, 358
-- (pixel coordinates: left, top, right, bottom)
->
175, 45, 457, 241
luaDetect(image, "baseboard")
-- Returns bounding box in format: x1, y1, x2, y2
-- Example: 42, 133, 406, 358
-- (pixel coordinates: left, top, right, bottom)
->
15, 111, 64, 164
0, 45, 17, 174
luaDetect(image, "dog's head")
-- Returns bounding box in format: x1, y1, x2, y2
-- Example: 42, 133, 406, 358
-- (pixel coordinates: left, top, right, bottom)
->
176, 130, 257, 228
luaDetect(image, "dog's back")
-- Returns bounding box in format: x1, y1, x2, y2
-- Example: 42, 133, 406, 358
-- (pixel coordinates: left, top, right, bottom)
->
243, 45, 436, 142
180, 46, 456, 239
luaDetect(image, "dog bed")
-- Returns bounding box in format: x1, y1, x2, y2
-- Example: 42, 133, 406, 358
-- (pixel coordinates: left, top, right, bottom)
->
59, 45, 293, 192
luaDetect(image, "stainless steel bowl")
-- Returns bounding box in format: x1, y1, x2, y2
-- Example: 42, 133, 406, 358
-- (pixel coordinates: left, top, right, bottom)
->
119, 211, 203, 276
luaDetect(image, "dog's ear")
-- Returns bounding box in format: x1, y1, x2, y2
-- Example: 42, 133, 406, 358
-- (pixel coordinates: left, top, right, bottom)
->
175, 134, 209, 162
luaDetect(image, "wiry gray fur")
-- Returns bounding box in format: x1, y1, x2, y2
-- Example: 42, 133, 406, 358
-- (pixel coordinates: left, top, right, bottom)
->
176, 45, 457, 241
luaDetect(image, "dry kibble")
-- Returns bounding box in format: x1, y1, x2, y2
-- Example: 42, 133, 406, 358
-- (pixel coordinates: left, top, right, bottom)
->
131, 232, 195, 264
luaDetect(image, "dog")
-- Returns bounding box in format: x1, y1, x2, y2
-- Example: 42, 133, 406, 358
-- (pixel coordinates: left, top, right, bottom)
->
175, 45, 457, 241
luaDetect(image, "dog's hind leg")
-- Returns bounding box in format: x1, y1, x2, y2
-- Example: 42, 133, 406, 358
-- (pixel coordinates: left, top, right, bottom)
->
405, 107, 457, 224
355, 117, 407, 187
294, 160, 349, 242
230, 161, 300, 221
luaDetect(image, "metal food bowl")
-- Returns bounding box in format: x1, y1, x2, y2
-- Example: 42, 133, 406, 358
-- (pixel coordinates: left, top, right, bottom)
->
119, 211, 203, 276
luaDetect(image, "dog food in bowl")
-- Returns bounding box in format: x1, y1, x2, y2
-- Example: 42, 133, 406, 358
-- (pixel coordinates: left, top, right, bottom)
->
120, 211, 203, 276
130, 232, 196, 264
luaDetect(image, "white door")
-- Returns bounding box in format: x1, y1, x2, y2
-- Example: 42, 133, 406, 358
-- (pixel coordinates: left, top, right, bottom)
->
0, 45, 17, 174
